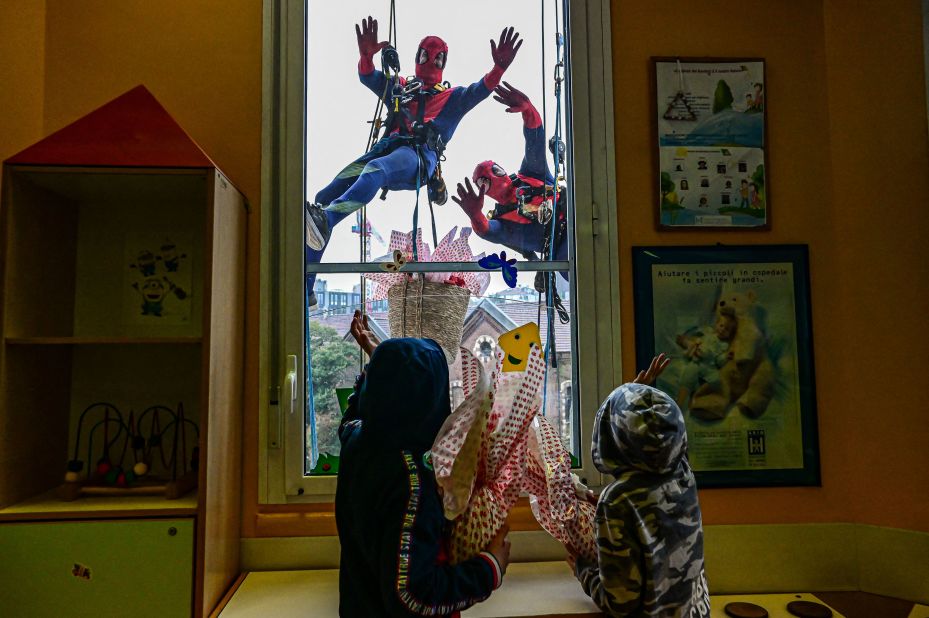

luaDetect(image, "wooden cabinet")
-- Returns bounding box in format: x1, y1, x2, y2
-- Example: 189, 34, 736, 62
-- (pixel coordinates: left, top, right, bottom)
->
0, 86, 246, 617
0, 519, 195, 617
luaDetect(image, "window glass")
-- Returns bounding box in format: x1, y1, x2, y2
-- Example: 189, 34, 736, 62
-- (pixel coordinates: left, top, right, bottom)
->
305, 0, 574, 476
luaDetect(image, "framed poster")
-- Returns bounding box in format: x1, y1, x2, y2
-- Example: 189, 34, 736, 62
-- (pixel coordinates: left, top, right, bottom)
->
632, 245, 819, 487
652, 57, 769, 230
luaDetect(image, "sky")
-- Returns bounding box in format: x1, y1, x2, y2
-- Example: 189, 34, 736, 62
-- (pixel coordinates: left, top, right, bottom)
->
306, 0, 569, 296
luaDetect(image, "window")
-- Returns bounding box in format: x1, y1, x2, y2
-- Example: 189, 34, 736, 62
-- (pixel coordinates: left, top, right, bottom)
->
261, 0, 619, 502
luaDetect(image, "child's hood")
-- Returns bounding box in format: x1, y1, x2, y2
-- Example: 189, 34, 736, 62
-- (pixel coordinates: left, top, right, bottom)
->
359, 337, 451, 456
592, 383, 687, 475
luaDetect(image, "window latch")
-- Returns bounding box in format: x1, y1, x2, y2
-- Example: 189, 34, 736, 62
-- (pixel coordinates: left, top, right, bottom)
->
591, 201, 600, 237
269, 355, 298, 450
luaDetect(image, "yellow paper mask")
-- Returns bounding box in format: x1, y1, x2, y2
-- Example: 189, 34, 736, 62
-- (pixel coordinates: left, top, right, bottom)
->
498, 322, 542, 372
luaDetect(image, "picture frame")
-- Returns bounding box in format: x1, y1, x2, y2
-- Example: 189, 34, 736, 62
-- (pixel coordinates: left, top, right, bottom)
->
652, 57, 769, 230
632, 245, 819, 488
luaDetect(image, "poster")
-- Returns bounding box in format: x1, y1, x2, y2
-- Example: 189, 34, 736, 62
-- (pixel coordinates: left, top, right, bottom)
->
123, 234, 192, 325
653, 58, 769, 229
632, 245, 819, 487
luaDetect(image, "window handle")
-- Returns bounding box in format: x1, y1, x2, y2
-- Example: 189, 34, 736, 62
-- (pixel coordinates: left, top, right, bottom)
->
269, 354, 298, 450
283, 354, 298, 416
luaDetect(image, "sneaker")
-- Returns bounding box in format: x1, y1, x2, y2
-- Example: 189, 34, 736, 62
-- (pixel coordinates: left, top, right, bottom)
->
428, 172, 448, 206
305, 202, 331, 251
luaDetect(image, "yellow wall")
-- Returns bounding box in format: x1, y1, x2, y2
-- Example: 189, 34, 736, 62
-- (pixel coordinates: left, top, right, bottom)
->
821, 0, 929, 531
41, 0, 262, 200
0, 0, 46, 162
0, 1, 926, 535
614, 0, 929, 532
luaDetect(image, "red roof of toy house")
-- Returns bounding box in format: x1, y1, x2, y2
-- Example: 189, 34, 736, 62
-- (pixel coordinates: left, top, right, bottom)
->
5, 85, 217, 169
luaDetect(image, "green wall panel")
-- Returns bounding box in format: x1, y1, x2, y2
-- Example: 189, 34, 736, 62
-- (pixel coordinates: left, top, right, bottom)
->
0, 518, 193, 617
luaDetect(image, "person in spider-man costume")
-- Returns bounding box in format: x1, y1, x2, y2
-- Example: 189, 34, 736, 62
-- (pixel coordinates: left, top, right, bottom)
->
305, 16, 523, 306
451, 82, 568, 279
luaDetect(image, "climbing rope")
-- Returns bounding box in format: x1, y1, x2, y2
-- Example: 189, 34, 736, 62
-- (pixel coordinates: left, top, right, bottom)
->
540, 0, 567, 419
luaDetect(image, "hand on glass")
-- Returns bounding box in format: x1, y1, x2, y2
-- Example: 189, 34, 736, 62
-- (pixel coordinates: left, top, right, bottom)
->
355, 16, 388, 59
490, 26, 523, 70
451, 178, 486, 217
486, 523, 512, 576
633, 352, 670, 385
350, 309, 379, 357
492, 82, 532, 114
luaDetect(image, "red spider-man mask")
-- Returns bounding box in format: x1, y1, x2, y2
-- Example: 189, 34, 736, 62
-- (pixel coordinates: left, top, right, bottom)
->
415, 36, 448, 87
473, 160, 513, 202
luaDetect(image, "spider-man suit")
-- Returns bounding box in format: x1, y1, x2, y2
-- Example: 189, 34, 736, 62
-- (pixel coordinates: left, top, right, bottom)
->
305, 17, 523, 304
452, 82, 568, 279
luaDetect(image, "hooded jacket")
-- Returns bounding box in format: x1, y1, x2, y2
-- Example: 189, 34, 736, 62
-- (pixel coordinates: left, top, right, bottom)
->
335, 338, 501, 617
575, 383, 710, 617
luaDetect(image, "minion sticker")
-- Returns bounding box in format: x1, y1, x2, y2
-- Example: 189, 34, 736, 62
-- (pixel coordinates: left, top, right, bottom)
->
498, 322, 542, 372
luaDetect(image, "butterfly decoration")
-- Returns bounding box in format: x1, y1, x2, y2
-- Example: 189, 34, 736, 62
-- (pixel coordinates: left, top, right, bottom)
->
379, 249, 407, 273
478, 251, 518, 288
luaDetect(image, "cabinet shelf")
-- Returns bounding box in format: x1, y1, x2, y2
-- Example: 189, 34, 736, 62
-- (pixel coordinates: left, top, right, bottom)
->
0, 488, 199, 522
5, 336, 202, 345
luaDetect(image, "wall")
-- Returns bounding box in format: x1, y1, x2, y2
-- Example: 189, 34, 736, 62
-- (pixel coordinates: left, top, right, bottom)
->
0, 0, 926, 539
821, 0, 929, 531
613, 0, 929, 532
0, 0, 46, 162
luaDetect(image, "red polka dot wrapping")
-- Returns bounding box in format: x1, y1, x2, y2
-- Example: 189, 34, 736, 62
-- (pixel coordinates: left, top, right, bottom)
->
432, 345, 546, 563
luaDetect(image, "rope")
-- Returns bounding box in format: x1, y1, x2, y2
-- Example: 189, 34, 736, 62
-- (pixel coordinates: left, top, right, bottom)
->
413, 150, 422, 262
540, 0, 566, 420
358, 0, 397, 364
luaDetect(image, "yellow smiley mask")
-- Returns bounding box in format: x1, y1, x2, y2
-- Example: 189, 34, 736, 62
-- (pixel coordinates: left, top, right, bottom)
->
498, 322, 542, 372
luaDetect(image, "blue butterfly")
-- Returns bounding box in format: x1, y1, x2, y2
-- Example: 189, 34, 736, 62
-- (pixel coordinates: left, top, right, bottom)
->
478, 251, 518, 288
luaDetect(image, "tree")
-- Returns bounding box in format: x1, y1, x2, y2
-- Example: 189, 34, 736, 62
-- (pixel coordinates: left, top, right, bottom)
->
309, 321, 357, 456
751, 164, 765, 193
660, 171, 675, 196
712, 79, 734, 114
660, 172, 682, 212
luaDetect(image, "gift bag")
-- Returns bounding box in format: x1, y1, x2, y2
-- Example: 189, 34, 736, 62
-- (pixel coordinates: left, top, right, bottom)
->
431, 345, 546, 563
524, 415, 598, 561
431, 348, 491, 520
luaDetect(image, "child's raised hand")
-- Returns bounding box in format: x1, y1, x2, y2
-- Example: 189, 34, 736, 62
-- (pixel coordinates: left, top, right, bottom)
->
349, 309, 379, 357
633, 352, 670, 385
486, 523, 512, 576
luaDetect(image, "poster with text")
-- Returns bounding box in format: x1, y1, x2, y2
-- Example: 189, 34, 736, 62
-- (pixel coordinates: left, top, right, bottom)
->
632, 245, 818, 487
653, 58, 768, 229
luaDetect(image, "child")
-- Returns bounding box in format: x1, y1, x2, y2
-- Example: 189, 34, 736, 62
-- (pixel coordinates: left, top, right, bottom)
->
674, 312, 735, 409
570, 376, 710, 617
336, 313, 510, 617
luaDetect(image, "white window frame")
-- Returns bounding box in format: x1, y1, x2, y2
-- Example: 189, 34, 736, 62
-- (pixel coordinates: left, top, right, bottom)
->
259, 0, 620, 503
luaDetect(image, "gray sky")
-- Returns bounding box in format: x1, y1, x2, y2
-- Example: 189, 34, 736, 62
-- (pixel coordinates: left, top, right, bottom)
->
306, 0, 567, 294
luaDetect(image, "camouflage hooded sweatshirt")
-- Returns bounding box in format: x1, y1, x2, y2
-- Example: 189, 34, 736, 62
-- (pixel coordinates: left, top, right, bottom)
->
575, 383, 710, 617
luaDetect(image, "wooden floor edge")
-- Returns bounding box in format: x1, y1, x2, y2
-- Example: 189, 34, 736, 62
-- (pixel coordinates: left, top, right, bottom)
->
208, 571, 248, 618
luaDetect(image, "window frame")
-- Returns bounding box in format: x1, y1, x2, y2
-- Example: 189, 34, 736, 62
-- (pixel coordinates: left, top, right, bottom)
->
260, 0, 620, 503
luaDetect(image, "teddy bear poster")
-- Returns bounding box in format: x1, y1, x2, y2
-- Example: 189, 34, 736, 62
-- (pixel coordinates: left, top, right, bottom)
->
644, 259, 805, 474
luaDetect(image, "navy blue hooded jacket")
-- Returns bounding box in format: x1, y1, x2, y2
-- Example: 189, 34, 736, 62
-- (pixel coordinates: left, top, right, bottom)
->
335, 338, 501, 617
